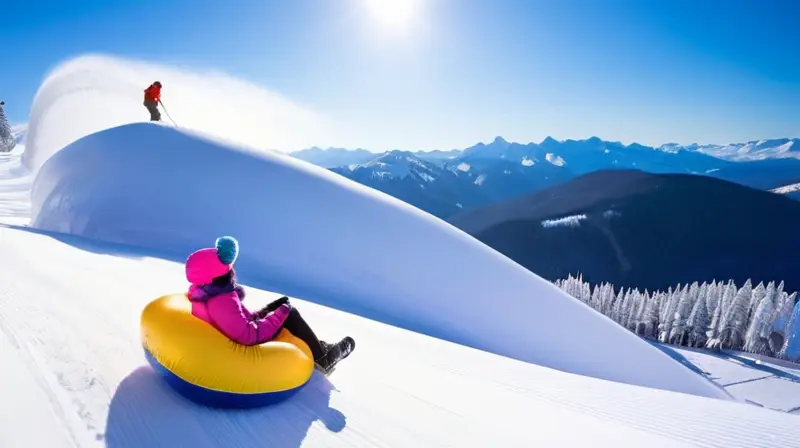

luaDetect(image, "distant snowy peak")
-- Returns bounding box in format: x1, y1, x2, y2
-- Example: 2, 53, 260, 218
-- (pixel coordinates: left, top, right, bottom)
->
460, 136, 515, 159
348, 150, 441, 183
540, 136, 560, 146
660, 138, 800, 161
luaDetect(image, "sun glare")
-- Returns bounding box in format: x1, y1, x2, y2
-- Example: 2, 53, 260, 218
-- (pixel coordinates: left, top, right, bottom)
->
361, 0, 425, 35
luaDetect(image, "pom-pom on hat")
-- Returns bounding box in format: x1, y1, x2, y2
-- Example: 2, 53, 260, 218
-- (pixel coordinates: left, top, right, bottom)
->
185, 236, 240, 285
215, 236, 239, 265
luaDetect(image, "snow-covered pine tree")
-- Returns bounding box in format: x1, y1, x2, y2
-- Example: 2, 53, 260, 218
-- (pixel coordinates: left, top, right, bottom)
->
0, 101, 16, 153
717, 279, 752, 349
658, 287, 673, 342
660, 284, 683, 342
704, 281, 721, 324
706, 281, 731, 349
779, 299, 800, 361
669, 283, 694, 345
686, 287, 709, 347
642, 292, 661, 338
745, 290, 777, 355
748, 281, 766, 323
600, 283, 615, 316
589, 282, 601, 310
697, 282, 708, 313
580, 277, 591, 304
611, 287, 625, 323
626, 290, 643, 331
706, 280, 738, 350
769, 292, 797, 355
620, 289, 634, 327
633, 289, 650, 335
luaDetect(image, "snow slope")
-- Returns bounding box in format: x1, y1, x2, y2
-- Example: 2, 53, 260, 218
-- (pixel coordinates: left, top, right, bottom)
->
30, 121, 730, 399
0, 225, 797, 448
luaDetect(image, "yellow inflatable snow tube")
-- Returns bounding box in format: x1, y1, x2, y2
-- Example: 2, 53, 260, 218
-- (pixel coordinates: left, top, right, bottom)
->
140, 294, 315, 408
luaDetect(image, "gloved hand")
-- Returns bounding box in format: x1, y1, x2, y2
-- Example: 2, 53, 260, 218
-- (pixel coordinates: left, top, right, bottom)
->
255, 296, 290, 319
269, 296, 290, 311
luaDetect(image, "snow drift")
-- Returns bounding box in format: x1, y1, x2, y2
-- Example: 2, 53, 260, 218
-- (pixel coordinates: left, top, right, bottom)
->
23, 54, 331, 173
31, 121, 730, 399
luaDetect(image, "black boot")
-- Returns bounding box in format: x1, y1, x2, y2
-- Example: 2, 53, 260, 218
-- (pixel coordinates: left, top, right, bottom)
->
314, 340, 335, 373
316, 337, 355, 374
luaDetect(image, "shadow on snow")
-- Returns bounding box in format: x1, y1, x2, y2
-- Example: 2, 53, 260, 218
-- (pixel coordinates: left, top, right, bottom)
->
104, 366, 346, 448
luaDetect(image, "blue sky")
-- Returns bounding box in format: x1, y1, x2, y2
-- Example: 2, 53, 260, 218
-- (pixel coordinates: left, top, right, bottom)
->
2, 0, 799, 150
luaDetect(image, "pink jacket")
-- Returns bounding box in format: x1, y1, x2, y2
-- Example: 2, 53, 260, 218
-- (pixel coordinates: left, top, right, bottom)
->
188, 284, 291, 346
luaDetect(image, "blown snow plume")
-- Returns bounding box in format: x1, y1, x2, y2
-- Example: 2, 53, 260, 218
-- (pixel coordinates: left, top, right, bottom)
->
23, 54, 331, 172
30, 121, 731, 400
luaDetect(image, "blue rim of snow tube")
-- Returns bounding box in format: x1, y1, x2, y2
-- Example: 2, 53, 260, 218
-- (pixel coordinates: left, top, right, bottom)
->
144, 348, 305, 408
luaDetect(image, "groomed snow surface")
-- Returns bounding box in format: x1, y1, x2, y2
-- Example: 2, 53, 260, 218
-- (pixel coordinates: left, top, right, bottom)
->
1, 55, 799, 447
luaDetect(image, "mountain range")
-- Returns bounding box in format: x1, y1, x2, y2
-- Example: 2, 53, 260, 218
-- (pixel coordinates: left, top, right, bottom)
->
447, 169, 800, 293
292, 136, 800, 218
328, 146, 574, 218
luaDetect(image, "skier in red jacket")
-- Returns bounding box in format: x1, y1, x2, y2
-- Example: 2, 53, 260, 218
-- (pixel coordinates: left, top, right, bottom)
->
143, 81, 162, 121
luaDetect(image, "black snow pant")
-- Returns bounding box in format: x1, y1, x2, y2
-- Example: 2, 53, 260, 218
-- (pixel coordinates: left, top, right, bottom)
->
273, 307, 326, 361
144, 100, 161, 121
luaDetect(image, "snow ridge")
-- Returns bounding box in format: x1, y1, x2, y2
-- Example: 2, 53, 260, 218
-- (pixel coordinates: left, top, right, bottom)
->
355, 150, 438, 182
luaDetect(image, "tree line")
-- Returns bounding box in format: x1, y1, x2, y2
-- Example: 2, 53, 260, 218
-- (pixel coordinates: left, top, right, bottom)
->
554, 275, 800, 362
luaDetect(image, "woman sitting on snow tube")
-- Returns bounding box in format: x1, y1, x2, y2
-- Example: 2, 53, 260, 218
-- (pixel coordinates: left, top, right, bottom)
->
185, 236, 356, 374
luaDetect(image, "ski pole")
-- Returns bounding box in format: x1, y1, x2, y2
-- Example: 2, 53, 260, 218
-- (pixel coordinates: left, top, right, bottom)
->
159, 100, 178, 127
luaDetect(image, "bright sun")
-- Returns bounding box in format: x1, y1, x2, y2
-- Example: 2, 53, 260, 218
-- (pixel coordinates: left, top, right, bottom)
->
361, 0, 425, 35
